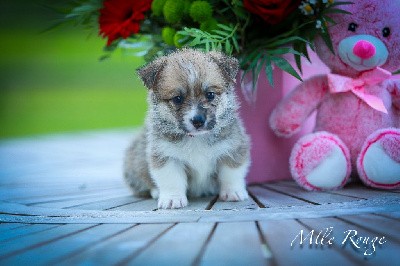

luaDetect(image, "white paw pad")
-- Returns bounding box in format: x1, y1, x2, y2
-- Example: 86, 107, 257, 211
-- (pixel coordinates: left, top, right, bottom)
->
362, 142, 400, 185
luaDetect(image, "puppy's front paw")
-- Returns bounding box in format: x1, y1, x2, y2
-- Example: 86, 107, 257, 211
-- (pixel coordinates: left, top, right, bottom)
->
219, 189, 249, 202
158, 195, 188, 209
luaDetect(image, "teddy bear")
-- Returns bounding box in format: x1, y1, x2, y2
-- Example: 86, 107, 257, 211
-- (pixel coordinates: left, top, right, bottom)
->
269, 0, 400, 191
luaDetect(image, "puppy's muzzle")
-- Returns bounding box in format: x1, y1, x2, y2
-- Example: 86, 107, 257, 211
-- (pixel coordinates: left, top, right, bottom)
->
191, 114, 206, 129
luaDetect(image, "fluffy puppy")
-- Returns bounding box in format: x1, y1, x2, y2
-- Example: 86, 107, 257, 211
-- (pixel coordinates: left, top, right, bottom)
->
124, 49, 250, 209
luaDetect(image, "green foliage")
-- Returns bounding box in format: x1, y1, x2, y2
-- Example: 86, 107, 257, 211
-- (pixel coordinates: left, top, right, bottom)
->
189, 1, 213, 23
179, 24, 239, 55
200, 18, 218, 33
162, 27, 176, 46
163, 0, 185, 24
151, 0, 167, 17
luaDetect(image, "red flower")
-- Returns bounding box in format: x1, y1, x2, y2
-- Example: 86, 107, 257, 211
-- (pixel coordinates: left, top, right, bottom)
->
243, 0, 301, 24
99, 0, 152, 46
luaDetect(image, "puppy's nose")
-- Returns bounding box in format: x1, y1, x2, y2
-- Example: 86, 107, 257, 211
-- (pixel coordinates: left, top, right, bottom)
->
191, 115, 206, 129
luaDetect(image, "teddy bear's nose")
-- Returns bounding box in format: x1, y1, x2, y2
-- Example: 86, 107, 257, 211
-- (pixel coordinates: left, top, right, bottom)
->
353, 40, 376, 59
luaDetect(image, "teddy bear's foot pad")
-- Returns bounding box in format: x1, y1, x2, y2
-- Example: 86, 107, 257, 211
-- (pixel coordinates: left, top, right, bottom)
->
358, 129, 400, 189
290, 132, 351, 191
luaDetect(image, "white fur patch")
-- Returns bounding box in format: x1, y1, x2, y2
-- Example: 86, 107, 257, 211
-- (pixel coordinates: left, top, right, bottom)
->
338, 34, 388, 71
363, 142, 400, 184
306, 146, 347, 189
183, 106, 198, 132
219, 162, 249, 201
149, 160, 188, 209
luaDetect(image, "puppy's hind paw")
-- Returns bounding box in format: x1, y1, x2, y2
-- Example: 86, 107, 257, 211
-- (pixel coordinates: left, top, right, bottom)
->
219, 189, 249, 202
158, 195, 188, 209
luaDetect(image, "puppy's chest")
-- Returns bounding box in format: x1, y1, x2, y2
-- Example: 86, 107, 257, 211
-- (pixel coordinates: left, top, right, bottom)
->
157, 137, 227, 177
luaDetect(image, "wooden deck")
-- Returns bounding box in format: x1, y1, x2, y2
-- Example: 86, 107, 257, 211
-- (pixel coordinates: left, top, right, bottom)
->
0, 129, 399, 265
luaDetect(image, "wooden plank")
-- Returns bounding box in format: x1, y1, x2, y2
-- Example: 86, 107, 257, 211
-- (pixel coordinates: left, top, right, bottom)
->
0, 224, 94, 258
183, 196, 216, 211
338, 214, 400, 241
376, 211, 400, 219
110, 199, 158, 211
248, 186, 312, 207
59, 224, 174, 266
1, 186, 127, 202
0, 223, 28, 232
211, 196, 259, 211
258, 219, 357, 265
33, 192, 133, 209
15, 187, 129, 205
129, 223, 214, 266
1, 224, 131, 265
66, 195, 140, 210
299, 217, 400, 264
262, 183, 360, 204
199, 222, 266, 266
0, 224, 60, 242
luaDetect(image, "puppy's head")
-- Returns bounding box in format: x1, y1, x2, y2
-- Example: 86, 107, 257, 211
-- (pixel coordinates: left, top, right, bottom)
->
137, 49, 239, 136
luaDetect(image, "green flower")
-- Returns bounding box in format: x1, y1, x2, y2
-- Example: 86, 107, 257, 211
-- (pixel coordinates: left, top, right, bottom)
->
151, 0, 167, 17
163, 0, 185, 24
189, 1, 212, 23
200, 18, 218, 33
162, 27, 176, 46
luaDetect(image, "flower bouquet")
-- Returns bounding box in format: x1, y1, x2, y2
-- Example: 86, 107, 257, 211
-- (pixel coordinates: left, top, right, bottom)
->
57, 0, 351, 88
55, 0, 352, 183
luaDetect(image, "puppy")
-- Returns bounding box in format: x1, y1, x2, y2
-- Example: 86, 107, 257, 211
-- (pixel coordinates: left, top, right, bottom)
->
124, 49, 250, 209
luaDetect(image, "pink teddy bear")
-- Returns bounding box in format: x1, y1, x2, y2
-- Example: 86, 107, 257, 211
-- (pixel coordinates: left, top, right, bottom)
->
270, 0, 400, 191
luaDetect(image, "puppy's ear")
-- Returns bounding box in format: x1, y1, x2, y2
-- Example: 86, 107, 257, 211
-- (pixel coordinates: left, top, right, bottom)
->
209, 51, 239, 84
137, 58, 166, 90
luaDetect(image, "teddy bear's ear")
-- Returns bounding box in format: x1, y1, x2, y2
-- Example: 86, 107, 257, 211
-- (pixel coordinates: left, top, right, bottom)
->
136, 58, 166, 90
209, 51, 239, 84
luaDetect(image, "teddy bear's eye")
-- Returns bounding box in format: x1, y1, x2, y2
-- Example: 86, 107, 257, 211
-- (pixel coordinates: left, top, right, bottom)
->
348, 22, 358, 32
382, 27, 391, 38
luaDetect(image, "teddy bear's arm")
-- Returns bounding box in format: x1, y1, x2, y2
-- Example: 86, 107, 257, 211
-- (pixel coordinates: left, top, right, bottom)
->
269, 75, 329, 138
386, 79, 400, 110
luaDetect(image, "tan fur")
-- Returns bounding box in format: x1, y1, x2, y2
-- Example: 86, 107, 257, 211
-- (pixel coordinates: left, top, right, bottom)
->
124, 49, 250, 208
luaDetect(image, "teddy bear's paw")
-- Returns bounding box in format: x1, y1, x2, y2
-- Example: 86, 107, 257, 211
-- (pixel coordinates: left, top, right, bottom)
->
357, 129, 400, 189
290, 132, 351, 191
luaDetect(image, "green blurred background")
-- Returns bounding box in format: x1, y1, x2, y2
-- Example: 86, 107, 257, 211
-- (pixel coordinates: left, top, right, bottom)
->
0, 1, 148, 139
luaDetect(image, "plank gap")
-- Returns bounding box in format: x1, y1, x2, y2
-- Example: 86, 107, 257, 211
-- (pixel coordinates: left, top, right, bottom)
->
255, 221, 275, 264
372, 213, 400, 221
260, 185, 320, 205
57, 224, 138, 263
105, 199, 147, 211
116, 223, 176, 266
205, 196, 219, 210
192, 223, 218, 266
248, 190, 266, 208
334, 216, 400, 245
295, 218, 362, 265
0, 224, 99, 260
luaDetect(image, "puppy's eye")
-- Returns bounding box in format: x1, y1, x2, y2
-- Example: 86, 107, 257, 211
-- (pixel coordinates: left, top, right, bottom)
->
206, 92, 215, 101
172, 95, 184, 105
382, 27, 391, 37
348, 22, 358, 32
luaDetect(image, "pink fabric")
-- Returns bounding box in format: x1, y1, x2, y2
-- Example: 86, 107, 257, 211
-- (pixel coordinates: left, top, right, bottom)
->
353, 40, 376, 59
270, 0, 400, 190
290, 131, 351, 191
327, 68, 392, 113
357, 128, 400, 189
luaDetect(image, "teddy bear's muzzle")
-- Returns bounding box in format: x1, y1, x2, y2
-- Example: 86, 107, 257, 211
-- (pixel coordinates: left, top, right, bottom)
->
338, 34, 388, 72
